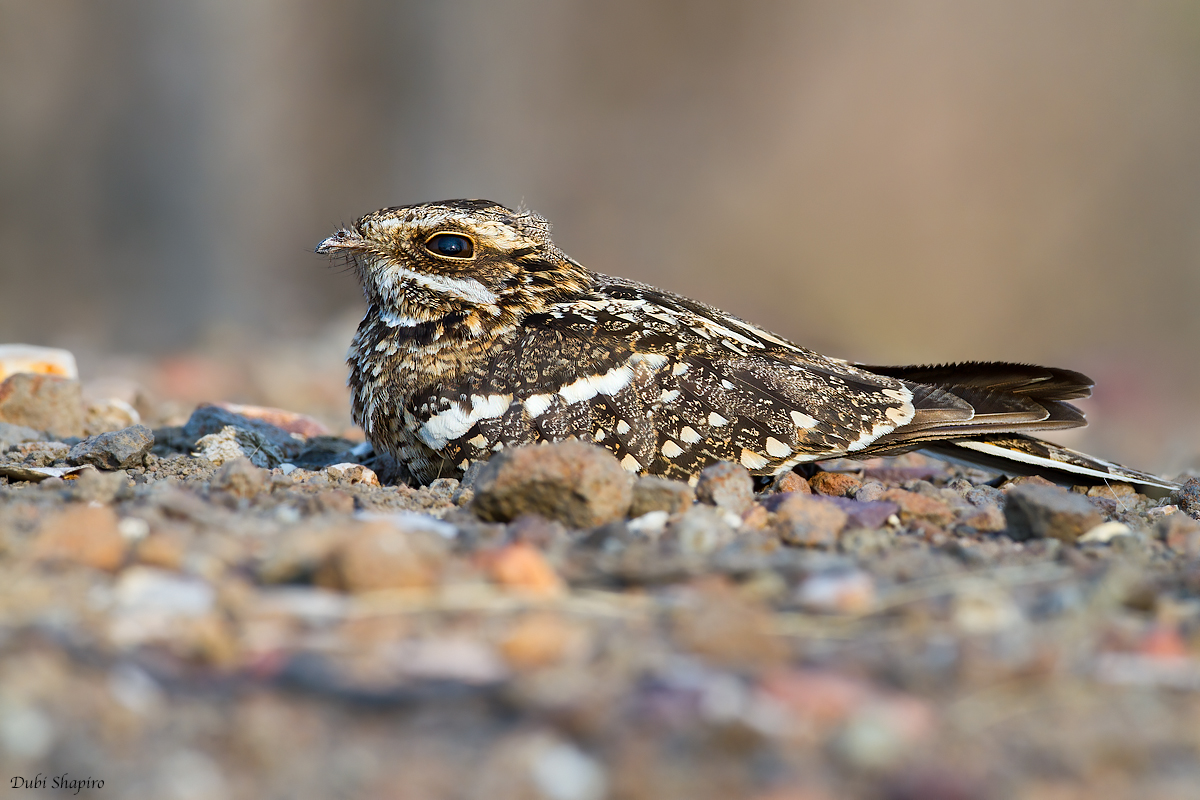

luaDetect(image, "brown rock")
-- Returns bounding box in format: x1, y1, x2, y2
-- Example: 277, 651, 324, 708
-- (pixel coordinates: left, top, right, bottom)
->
470, 441, 632, 528
487, 542, 566, 597
630, 475, 694, 516
0, 374, 84, 439
32, 505, 126, 571
694, 461, 754, 513
774, 494, 848, 548
1158, 513, 1200, 556
499, 613, 579, 669
809, 471, 862, 497
959, 503, 1006, 532
210, 458, 266, 498
1004, 484, 1103, 543
1003, 475, 1057, 491
774, 471, 811, 495
879, 489, 955, 527
134, 532, 188, 571
324, 521, 449, 592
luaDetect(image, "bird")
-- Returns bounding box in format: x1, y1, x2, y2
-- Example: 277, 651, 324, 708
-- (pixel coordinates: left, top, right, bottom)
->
317, 199, 1177, 493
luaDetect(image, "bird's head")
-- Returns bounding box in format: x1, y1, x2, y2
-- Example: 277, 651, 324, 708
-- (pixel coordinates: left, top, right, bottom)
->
317, 199, 590, 322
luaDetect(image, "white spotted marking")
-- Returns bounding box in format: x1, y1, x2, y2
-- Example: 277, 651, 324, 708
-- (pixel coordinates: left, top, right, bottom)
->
468, 433, 489, 449
764, 437, 792, 458
672, 362, 690, 376
846, 421, 894, 452
593, 429, 606, 442
558, 365, 635, 405
679, 426, 702, 444
708, 412, 728, 427
419, 393, 513, 449
719, 379, 735, 390
790, 410, 818, 428
661, 440, 684, 458
523, 393, 555, 418
659, 389, 681, 404
620, 454, 641, 472
740, 449, 769, 470
379, 309, 430, 328
616, 420, 631, 435
630, 352, 669, 370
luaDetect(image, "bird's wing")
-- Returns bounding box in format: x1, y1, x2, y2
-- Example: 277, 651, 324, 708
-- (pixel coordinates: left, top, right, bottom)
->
430, 279, 934, 479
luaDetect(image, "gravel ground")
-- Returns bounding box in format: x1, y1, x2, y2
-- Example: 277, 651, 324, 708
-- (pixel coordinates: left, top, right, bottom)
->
2, 366, 1200, 800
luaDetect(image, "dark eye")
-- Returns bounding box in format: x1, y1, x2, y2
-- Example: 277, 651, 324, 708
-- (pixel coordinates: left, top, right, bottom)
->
425, 233, 474, 258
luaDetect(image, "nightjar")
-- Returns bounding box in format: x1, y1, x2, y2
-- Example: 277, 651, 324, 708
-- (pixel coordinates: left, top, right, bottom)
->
318, 199, 1175, 491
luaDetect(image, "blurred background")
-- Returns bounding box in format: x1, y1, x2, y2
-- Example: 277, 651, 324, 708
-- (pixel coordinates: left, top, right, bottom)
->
2, 1, 1198, 473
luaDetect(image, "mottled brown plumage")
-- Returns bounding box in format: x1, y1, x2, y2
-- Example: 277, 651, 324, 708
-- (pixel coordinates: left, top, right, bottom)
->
318, 200, 1176, 490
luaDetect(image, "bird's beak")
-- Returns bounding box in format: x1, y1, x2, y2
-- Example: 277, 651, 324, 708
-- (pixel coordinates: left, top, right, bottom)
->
316, 229, 366, 254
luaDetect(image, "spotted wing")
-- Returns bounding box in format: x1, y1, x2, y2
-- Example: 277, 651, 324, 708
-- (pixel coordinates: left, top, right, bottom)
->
412, 278, 923, 480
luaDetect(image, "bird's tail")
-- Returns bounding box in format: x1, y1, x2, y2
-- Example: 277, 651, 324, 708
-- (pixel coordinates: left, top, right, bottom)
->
922, 433, 1179, 494
853, 361, 1179, 494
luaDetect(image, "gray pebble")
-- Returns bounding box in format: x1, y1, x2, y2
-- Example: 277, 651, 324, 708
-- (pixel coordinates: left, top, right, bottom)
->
67, 424, 154, 470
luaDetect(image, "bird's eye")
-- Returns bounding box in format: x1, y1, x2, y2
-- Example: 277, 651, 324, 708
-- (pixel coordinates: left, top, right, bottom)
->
425, 233, 474, 259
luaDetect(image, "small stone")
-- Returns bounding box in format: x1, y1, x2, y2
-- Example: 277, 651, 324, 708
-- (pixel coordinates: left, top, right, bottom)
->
1086, 483, 1138, 501
774, 494, 848, 547
809, 471, 862, 497
210, 457, 266, 498
1004, 484, 1103, 543
630, 475, 694, 516
0, 343, 77, 381
952, 580, 1023, 632
67, 423, 154, 469
694, 461, 754, 513
193, 425, 283, 468
487, 542, 566, 596
0, 703, 56, 760
795, 569, 876, 614
815, 497, 899, 529
66, 467, 130, 504
325, 462, 380, 486
324, 521, 449, 593
669, 505, 736, 555
854, 480, 886, 502
774, 471, 812, 494
471, 441, 632, 528
1003, 475, 1058, 490
1157, 513, 1200, 556
1077, 521, 1134, 544
879, 489, 955, 526
499, 613, 579, 669
1170, 478, 1200, 519
530, 741, 607, 800
134, 532, 188, 571
958, 502, 1006, 532
0, 421, 43, 452
0, 373, 84, 438
965, 485, 1003, 507
83, 396, 140, 436
32, 505, 126, 571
